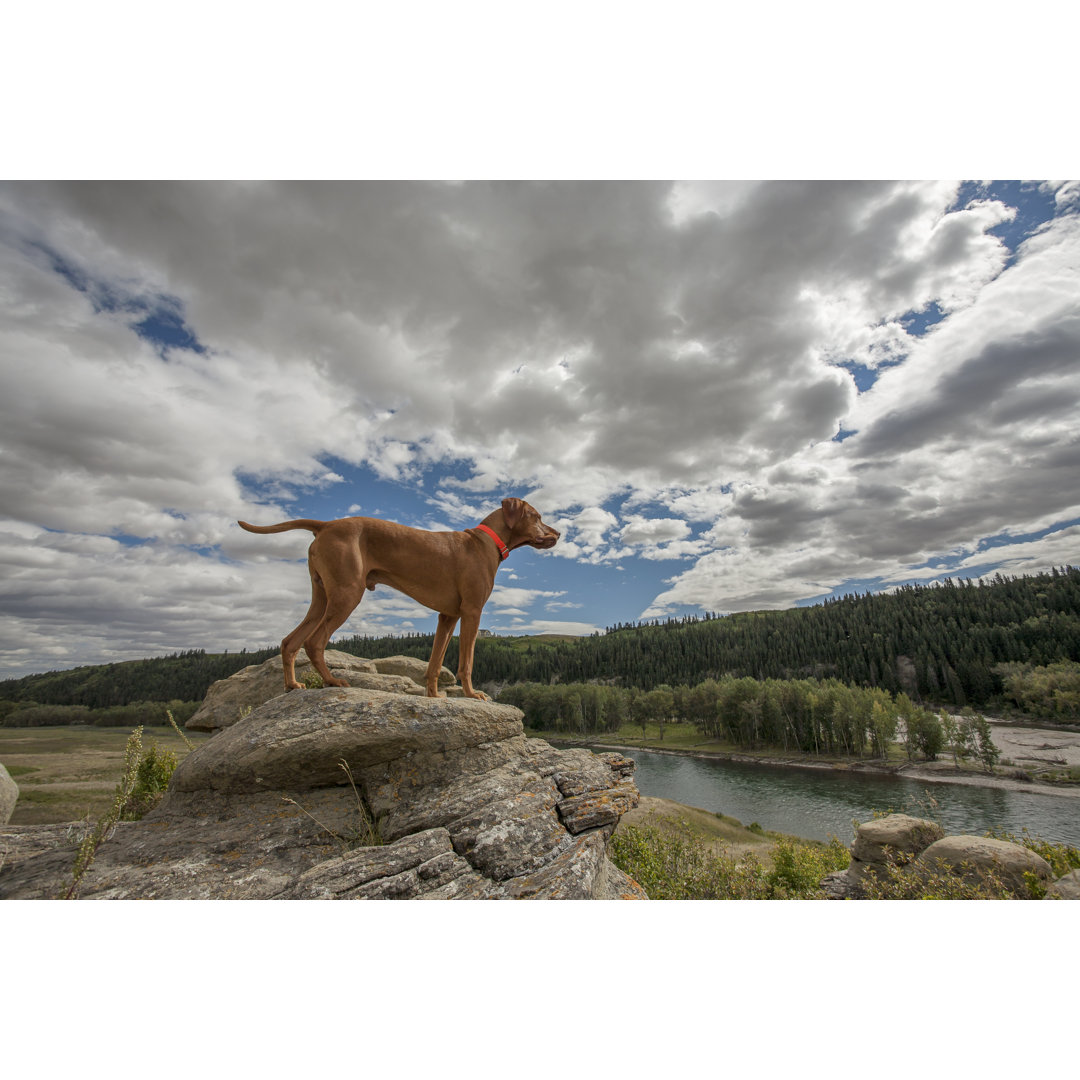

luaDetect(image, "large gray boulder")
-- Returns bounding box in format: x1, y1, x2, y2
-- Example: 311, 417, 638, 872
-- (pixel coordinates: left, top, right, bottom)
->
0, 762, 18, 825
186, 650, 458, 732
849, 813, 944, 872
0, 688, 644, 900
915, 835, 1054, 897
822, 813, 944, 898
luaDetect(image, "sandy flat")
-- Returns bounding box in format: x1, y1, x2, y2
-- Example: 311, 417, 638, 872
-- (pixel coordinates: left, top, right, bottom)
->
900, 719, 1080, 798
986, 721, 1080, 768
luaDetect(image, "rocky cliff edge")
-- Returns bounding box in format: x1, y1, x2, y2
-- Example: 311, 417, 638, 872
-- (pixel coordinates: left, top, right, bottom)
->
0, 687, 645, 900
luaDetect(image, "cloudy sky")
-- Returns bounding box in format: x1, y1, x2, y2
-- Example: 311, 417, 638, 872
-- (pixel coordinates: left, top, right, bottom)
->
1, 178, 1078, 680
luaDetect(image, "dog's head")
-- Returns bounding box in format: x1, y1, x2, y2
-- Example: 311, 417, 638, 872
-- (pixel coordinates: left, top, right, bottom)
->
502, 497, 560, 550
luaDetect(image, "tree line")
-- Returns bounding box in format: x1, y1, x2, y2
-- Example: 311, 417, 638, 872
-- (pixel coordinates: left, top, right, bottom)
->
495, 676, 1001, 769
997, 660, 1080, 721
0, 698, 201, 728
498, 678, 906, 754
2, 567, 1078, 718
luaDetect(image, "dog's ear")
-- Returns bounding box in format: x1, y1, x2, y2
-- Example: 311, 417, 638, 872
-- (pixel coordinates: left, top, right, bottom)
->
501, 497, 524, 529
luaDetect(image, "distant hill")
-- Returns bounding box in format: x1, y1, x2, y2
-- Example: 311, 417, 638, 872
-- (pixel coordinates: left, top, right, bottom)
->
2, 567, 1078, 713
0, 647, 279, 711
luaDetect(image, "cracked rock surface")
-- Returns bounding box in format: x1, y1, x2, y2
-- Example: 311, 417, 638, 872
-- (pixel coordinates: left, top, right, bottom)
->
0, 687, 645, 900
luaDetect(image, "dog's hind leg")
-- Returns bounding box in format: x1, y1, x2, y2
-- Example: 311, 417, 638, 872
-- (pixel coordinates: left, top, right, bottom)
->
425, 612, 459, 697
280, 570, 330, 690
302, 580, 365, 688
302, 537, 366, 688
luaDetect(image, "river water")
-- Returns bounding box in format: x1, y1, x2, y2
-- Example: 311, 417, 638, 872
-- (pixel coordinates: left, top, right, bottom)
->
619, 749, 1080, 847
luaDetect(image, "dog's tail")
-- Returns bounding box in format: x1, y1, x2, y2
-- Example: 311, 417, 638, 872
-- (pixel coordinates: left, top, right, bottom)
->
237, 519, 327, 535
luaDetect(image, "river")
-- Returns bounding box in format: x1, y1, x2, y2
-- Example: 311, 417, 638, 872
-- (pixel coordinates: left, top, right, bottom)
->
619, 749, 1080, 846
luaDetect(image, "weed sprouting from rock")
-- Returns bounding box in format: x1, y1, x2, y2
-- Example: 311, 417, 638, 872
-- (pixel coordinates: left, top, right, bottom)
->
63, 726, 144, 899
121, 740, 178, 821
166, 708, 196, 751
280, 759, 381, 851
61, 725, 185, 898
338, 759, 380, 847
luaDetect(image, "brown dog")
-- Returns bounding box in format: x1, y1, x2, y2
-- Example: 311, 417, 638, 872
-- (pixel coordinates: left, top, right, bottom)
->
238, 497, 559, 699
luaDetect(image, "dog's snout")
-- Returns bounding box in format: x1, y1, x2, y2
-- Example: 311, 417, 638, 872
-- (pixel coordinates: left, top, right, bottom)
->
537, 523, 559, 548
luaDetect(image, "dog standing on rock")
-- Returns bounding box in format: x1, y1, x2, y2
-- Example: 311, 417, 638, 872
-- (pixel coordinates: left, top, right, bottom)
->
238, 498, 560, 700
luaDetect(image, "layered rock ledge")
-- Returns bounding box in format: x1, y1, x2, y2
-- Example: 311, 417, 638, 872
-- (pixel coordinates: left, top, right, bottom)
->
0, 688, 645, 900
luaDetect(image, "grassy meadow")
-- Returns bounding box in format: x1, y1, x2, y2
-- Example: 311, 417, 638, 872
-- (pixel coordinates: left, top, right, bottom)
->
1, 725, 210, 825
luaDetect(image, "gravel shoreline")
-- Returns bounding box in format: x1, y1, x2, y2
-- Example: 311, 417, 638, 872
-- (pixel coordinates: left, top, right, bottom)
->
543, 719, 1080, 800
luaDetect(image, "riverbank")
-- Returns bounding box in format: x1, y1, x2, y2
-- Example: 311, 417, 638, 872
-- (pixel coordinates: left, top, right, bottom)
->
530, 718, 1080, 801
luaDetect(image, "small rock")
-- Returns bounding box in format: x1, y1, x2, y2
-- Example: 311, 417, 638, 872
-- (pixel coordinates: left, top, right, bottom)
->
820, 869, 858, 900
1046, 869, 1080, 900
0, 762, 20, 825
371, 655, 455, 689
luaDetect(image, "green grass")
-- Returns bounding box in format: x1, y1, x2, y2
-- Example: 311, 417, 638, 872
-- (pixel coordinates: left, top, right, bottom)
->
498, 634, 580, 649
0, 724, 209, 825
3, 764, 39, 777
528, 720, 730, 751
610, 816, 851, 899
613, 794, 852, 898
9, 787, 74, 806
619, 797, 777, 850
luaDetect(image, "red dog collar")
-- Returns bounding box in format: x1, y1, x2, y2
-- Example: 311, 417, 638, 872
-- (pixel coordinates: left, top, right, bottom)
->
476, 523, 510, 561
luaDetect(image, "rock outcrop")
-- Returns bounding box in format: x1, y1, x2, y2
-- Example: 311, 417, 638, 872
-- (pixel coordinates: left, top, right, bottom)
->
823, 813, 1064, 899
0, 687, 645, 900
0, 762, 17, 825
186, 650, 459, 732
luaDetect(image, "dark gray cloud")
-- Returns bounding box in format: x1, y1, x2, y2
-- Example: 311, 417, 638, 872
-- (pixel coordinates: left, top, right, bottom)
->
857, 316, 1080, 459
1, 181, 1078, 674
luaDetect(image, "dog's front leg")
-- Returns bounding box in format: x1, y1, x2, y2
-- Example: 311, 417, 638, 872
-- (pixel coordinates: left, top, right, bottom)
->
456, 609, 489, 700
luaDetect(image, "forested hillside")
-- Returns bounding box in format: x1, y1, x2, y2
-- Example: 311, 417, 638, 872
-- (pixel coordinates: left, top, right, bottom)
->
357, 567, 1080, 709
2, 567, 1078, 716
